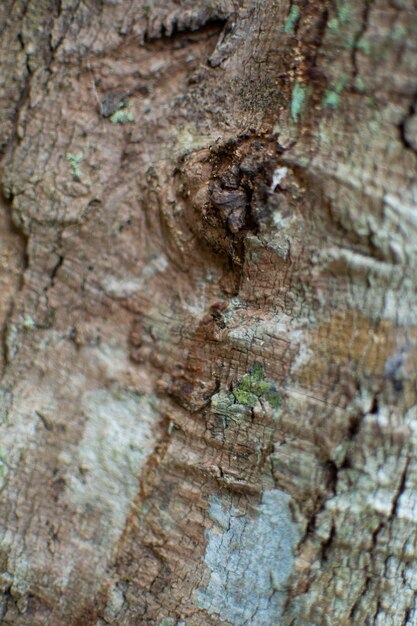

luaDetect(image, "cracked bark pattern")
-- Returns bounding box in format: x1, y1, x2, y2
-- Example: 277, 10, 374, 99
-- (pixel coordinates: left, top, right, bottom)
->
0, 1, 416, 624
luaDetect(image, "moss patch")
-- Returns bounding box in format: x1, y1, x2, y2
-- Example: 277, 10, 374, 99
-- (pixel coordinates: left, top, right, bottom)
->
110, 108, 134, 124
211, 363, 280, 423
65, 152, 83, 180
233, 363, 281, 408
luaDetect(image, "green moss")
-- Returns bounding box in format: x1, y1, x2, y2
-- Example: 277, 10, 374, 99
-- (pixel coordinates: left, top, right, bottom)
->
110, 108, 134, 124
212, 363, 280, 419
232, 389, 259, 407
291, 83, 309, 122
283, 5, 300, 34
241, 376, 272, 395
159, 619, 176, 626
234, 363, 281, 409
65, 152, 83, 180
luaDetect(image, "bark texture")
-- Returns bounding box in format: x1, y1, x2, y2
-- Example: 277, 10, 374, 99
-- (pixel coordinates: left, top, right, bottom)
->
0, 1, 417, 624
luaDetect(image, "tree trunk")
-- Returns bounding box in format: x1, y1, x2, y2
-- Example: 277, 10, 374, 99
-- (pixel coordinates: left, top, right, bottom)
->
0, 1, 416, 624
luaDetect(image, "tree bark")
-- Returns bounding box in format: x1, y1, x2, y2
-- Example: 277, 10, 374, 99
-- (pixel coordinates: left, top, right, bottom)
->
0, 1, 416, 624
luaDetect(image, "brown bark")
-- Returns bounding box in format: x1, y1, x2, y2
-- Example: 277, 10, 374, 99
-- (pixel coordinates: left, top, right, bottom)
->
0, 1, 417, 624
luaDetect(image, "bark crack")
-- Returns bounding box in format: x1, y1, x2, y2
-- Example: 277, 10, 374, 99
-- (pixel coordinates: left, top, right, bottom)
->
399, 95, 417, 156
350, 0, 372, 79
0, 189, 29, 379
390, 456, 409, 518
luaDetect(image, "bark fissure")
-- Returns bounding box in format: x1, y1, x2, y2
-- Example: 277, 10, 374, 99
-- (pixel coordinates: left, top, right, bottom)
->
0, 189, 29, 378
351, 0, 372, 80
399, 96, 417, 156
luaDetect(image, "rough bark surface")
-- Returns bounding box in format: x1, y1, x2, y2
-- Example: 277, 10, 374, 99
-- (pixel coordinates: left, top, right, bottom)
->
0, 1, 417, 625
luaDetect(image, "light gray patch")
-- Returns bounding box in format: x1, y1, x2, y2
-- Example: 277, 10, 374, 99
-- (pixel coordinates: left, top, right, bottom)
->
102, 254, 168, 298
208, 496, 231, 530
196, 489, 299, 625
62, 389, 159, 544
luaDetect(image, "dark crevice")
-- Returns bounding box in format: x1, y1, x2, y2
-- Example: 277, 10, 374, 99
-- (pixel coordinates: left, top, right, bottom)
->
348, 413, 362, 438
391, 457, 409, 518
0, 47, 30, 156
399, 97, 417, 155
321, 519, 335, 562
292, 2, 329, 113
50, 254, 64, 285
348, 575, 372, 620
303, 5, 329, 73
351, 0, 372, 79
0, 584, 11, 622
0, 302, 15, 377
372, 598, 382, 625
17, 31, 32, 76
145, 17, 228, 45
0, 188, 29, 378
48, 0, 82, 53
369, 395, 379, 415
324, 459, 338, 492
0, 189, 29, 280
54, 0, 62, 18
35, 410, 52, 431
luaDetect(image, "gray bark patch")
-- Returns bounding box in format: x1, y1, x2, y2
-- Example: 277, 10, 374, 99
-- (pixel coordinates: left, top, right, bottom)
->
62, 389, 159, 545
196, 489, 299, 625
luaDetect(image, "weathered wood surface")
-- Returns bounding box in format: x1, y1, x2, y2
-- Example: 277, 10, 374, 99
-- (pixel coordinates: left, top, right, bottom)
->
0, 1, 416, 624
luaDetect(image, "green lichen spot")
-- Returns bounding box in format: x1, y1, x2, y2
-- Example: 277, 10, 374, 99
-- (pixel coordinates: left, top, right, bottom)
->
212, 391, 235, 415
65, 152, 83, 180
291, 83, 308, 122
355, 76, 366, 93
211, 391, 247, 424
110, 108, 134, 124
283, 5, 300, 34
322, 74, 348, 110
159, 619, 176, 626
366, 95, 377, 108
356, 38, 371, 55
328, 1, 351, 35
22, 315, 36, 330
322, 90, 340, 109
328, 17, 340, 33
392, 24, 407, 40
336, 1, 351, 23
